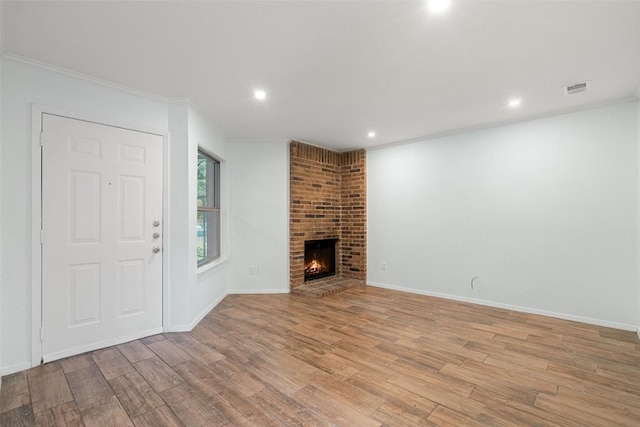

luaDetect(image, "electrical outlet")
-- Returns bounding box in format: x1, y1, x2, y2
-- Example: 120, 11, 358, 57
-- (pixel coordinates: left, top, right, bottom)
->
380, 262, 387, 271
254, 265, 260, 275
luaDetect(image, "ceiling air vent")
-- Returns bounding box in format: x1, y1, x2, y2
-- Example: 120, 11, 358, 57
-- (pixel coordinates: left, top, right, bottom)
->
563, 81, 590, 96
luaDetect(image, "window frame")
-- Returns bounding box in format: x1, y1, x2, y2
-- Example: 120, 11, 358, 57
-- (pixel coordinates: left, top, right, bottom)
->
197, 149, 221, 267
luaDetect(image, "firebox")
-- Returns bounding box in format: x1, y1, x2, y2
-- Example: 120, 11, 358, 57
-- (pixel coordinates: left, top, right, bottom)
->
304, 239, 337, 281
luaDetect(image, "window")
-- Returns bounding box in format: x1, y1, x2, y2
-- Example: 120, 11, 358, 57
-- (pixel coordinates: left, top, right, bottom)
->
197, 150, 220, 266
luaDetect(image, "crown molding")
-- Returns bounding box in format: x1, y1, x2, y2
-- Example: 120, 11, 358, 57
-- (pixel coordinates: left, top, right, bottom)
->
3, 53, 168, 103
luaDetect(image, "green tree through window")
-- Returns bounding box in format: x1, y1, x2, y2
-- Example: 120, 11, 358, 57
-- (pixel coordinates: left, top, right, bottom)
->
197, 150, 220, 265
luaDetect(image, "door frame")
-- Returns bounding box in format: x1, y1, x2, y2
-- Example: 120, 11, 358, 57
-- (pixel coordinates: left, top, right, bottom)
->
30, 104, 171, 366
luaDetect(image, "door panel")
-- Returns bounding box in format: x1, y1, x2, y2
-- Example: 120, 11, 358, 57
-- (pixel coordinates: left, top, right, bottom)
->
118, 259, 145, 316
70, 171, 102, 242
69, 263, 101, 326
119, 175, 145, 241
42, 114, 163, 362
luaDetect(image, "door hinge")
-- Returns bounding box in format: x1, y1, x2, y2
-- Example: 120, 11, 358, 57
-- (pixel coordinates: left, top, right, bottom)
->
40, 230, 44, 245
40, 327, 44, 342
40, 132, 44, 147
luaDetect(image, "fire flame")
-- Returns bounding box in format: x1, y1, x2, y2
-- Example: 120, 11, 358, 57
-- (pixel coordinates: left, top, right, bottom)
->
305, 259, 322, 274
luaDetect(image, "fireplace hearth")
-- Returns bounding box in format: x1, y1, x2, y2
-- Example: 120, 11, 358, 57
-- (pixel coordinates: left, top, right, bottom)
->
304, 239, 337, 281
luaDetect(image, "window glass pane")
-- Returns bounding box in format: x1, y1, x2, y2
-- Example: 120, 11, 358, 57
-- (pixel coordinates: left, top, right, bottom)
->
197, 154, 213, 208
197, 210, 220, 265
198, 152, 219, 210
197, 210, 206, 263
197, 150, 220, 266
208, 210, 220, 260
213, 160, 220, 208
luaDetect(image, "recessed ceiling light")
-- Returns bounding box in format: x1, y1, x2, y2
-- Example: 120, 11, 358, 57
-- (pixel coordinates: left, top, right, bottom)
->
367, 131, 376, 138
508, 98, 522, 108
427, 0, 451, 14
254, 89, 267, 101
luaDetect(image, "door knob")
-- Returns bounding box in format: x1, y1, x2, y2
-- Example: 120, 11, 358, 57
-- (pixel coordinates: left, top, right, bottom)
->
153, 232, 160, 239
152, 247, 161, 253
152, 220, 160, 227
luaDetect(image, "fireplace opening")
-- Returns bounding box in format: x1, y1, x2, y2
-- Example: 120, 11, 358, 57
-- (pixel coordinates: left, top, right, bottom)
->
304, 239, 337, 281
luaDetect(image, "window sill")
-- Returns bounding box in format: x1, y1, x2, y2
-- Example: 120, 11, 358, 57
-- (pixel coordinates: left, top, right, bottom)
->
197, 256, 230, 275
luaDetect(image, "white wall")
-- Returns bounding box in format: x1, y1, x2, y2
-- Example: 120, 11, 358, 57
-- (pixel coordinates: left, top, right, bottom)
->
0, 6, 4, 386
368, 102, 639, 329
165, 102, 231, 331
167, 103, 191, 328
637, 101, 640, 337
188, 106, 230, 325
0, 58, 169, 373
228, 141, 289, 294
0, 58, 231, 374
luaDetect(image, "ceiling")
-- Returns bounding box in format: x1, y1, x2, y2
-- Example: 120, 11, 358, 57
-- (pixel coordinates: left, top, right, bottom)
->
3, 1, 640, 151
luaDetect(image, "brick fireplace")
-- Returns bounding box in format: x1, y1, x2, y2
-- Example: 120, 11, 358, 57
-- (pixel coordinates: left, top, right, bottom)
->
290, 141, 366, 296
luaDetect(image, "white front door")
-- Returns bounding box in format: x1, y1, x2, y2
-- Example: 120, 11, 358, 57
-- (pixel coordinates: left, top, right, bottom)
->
41, 114, 163, 362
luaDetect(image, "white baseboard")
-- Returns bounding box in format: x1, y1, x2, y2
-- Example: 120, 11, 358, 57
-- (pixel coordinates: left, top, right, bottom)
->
165, 291, 230, 332
227, 288, 290, 295
637, 326, 640, 341
188, 291, 230, 330
367, 281, 637, 332
163, 325, 193, 333
0, 361, 32, 377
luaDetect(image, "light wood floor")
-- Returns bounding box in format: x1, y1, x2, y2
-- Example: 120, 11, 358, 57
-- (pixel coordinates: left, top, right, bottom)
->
2, 286, 640, 426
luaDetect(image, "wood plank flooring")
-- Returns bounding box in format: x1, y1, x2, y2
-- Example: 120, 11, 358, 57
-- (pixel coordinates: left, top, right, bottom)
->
2, 286, 640, 426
